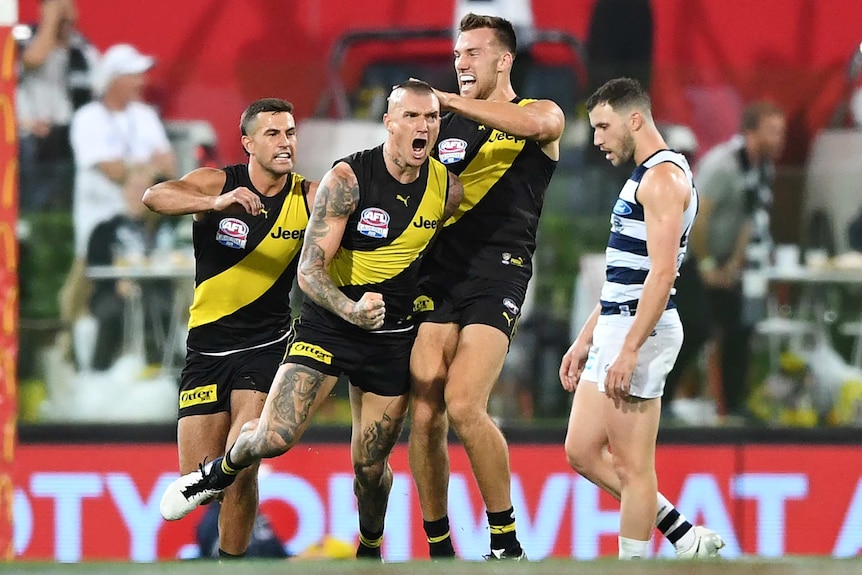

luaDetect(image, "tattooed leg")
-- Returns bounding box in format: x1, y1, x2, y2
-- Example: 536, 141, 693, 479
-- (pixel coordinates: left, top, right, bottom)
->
230, 363, 339, 467
350, 387, 409, 533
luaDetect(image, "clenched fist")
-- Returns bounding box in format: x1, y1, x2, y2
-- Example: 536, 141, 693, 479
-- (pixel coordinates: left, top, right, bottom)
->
349, 292, 386, 330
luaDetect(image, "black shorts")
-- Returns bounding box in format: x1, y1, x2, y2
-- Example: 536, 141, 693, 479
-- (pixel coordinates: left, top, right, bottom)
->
283, 318, 415, 397
178, 338, 289, 418
417, 274, 527, 340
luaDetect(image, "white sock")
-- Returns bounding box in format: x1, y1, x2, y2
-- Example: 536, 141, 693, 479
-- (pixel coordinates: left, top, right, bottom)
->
655, 492, 674, 523
655, 492, 696, 552
618, 536, 649, 559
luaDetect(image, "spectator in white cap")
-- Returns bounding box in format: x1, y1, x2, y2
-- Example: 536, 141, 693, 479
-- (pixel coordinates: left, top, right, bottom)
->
69, 42, 175, 260
62, 43, 176, 353
93, 43, 155, 96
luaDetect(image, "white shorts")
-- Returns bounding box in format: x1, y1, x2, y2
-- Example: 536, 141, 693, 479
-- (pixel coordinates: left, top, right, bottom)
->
581, 310, 684, 399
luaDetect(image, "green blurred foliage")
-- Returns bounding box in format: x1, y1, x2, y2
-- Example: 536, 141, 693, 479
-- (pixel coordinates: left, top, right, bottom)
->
19, 212, 75, 320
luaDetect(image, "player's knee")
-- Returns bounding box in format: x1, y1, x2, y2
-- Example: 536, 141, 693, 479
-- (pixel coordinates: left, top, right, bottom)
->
411, 396, 446, 429
445, 396, 482, 430
248, 421, 297, 459
564, 438, 594, 477
610, 452, 642, 488
410, 368, 447, 404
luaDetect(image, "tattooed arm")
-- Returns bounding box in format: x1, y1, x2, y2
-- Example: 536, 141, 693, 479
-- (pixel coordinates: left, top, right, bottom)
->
298, 162, 386, 330
443, 171, 463, 222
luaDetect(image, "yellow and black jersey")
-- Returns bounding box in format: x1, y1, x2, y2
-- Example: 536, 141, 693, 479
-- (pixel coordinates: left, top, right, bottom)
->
301, 145, 449, 333
187, 164, 310, 353
426, 98, 557, 287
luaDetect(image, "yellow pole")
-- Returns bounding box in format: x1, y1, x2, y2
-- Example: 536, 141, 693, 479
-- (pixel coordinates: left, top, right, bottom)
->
0, 2, 18, 559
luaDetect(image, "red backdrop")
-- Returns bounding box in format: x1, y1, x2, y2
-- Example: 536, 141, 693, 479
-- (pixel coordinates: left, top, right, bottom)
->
17, 0, 862, 164
12, 442, 862, 561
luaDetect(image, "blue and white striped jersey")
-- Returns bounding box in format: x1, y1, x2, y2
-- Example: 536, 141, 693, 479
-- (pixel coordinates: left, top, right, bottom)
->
599, 149, 698, 316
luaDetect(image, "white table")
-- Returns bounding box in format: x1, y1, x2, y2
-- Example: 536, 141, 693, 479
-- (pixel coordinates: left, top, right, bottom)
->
86, 263, 195, 374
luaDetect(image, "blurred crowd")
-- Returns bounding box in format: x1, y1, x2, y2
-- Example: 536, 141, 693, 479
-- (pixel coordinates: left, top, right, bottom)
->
13, 0, 862, 427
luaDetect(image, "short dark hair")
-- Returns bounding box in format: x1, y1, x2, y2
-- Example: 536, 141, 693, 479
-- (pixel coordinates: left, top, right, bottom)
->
389, 78, 435, 101
585, 77, 652, 114
459, 13, 517, 54
740, 100, 784, 132
240, 97, 294, 136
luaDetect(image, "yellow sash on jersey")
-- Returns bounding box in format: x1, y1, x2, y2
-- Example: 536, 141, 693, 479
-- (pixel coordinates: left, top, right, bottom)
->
445, 99, 533, 226
329, 160, 448, 286
188, 174, 306, 328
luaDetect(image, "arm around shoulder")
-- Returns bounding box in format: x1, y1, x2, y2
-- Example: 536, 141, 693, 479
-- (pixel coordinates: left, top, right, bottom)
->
443, 94, 565, 145
523, 99, 566, 144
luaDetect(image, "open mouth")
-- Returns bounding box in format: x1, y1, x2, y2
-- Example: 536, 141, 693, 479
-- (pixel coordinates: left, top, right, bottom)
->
274, 151, 292, 161
412, 138, 427, 157
459, 74, 476, 91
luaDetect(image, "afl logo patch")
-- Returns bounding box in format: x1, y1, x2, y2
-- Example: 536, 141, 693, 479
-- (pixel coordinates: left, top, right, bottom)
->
438, 138, 468, 165
216, 218, 249, 249
357, 207, 390, 239
502, 297, 520, 315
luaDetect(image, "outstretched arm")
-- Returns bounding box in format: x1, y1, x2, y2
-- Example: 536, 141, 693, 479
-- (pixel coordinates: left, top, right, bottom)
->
298, 162, 385, 330
142, 167, 264, 220
434, 92, 565, 158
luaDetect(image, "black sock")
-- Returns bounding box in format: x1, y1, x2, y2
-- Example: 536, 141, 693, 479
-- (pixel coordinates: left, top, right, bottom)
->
222, 449, 245, 475
487, 507, 520, 552
356, 524, 383, 559
423, 516, 455, 558
200, 455, 239, 491
656, 508, 693, 545
217, 548, 245, 560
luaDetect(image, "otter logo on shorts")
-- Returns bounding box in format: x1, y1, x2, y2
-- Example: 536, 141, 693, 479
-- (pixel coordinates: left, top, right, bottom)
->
180, 384, 217, 409
357, 207, 390, 239
290, 342, 333, 365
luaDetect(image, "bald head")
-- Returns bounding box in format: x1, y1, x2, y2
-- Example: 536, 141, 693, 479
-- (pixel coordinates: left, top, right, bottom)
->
387, 79, 438, 113
382, 79, 441, 170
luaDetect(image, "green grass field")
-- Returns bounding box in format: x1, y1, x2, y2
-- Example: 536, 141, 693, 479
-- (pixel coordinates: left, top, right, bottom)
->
3, 558, 862, 575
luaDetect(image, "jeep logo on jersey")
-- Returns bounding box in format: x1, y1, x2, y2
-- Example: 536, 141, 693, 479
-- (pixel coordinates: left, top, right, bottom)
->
438, 138, 468, 164
216, 218, 249, 249
412, 216, 438, 229
357, 207, 390, 239
270, 226, 304, 240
